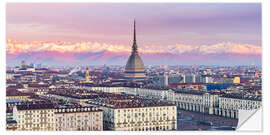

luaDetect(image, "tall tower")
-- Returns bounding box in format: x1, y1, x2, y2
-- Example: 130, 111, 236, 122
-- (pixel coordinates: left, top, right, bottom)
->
124, 20, 146, 81
85, 67, 90, 82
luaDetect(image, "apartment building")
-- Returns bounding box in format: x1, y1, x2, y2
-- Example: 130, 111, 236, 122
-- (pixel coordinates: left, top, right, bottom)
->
87, 93, 177, 131
13, 103, 55, 131
54, 106, 103, 131
218, 94, 261, 110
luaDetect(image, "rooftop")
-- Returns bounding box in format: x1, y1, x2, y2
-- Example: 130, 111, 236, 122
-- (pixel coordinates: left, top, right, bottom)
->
6, 90, 34, 97
174, 89, 207, 95
220, 94, 262, 101
88, 92, 175, 109
28, 83, 49, 88
16, 103, 54, 110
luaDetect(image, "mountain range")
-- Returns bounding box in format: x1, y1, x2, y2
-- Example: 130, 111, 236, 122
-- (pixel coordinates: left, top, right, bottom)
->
6, 40, 261, 66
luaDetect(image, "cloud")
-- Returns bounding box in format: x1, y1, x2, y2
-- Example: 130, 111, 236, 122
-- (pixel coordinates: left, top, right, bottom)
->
7, 39, 261, 55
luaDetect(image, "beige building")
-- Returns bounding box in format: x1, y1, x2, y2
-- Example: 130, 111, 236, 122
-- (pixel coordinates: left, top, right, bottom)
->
6, 91, 33, 101
88, 98, 177, 131
54, 106, 103, 131
6, 95, 30, 101
212, 94, 261, 118
218, 95, 261, 110
13, 104, 55, 131
169, 90, 219, 114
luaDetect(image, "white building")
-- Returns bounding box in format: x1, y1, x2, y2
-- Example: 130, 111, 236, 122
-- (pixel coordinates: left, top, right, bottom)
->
170, 90, 219, 114
158, 74, 169, 87
203, 76, 214, 83
77, 86, 262, 119
183, 74, 195, 83
218, 95, 261, 110
88, 97, 177, 131
54, 106, 103, 131
13, 104, 55, 131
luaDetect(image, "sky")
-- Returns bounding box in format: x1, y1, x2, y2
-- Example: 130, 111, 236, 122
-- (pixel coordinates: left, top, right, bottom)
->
6, 3, 262, 66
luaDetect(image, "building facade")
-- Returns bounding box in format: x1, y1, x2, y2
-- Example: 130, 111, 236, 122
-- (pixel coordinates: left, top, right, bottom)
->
87, 95, 177, 131
54, 106, 103, 131
101, 106, 177, 131
171, 91, 219, 114
13, 104, 55, 131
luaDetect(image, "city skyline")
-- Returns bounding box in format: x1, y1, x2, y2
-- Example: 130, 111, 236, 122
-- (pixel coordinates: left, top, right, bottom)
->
6, 3, 261, 66
5, 3, 263, 132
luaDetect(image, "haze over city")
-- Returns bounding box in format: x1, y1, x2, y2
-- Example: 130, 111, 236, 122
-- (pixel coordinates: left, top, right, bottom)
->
6, 3, 261, 66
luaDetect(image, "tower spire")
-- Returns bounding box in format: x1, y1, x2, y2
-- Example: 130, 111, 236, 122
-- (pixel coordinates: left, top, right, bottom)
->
132, 19, 138, 54
133, 19, 136, 44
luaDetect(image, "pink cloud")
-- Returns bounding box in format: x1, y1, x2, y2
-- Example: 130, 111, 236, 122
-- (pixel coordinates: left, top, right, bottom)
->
6, 39, 261, 56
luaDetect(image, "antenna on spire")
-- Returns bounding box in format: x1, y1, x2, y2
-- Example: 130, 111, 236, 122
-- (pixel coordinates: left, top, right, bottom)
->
133, 19, 136, 43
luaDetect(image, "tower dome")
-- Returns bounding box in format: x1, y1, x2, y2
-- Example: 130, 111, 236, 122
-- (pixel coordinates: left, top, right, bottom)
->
125, 53, 145, 70
124, 20, 146, 81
